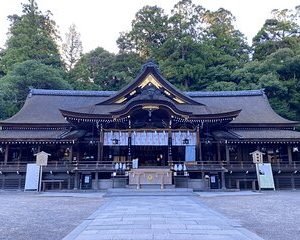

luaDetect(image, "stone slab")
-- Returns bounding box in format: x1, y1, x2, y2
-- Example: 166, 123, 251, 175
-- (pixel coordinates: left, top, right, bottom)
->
63, 195, 265, 240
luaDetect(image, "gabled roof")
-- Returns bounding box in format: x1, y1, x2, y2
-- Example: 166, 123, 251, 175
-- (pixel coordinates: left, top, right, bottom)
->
100, 61, 200, 105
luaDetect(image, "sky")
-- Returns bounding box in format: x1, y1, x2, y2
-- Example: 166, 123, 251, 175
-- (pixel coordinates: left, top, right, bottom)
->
0, 0, 299, 53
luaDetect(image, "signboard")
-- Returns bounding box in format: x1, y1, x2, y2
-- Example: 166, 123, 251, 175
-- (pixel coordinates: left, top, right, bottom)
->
256, 163, 275, 190
24, 164, 40, 191
35, 151, 50, 166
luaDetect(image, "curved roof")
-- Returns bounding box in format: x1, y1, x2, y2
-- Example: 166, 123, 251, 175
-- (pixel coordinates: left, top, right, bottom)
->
191, 90, 296, 126
1, 90, 109, 125
1, 88, 296, 127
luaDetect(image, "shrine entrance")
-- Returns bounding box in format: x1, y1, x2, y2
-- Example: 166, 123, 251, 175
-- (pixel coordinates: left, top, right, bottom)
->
132, 146, 168, 167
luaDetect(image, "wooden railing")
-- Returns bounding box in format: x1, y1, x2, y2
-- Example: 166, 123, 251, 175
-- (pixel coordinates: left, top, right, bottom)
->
0, 160, 300, 172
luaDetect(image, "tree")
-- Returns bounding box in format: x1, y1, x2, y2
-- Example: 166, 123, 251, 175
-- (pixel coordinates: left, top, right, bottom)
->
68, 48, 143, 90
202, 8, 250, 65
0, 60, 71, 119
0, 0, 62, 73
62, 24, 83, 71
117, 5, 169, 59
253, 6, 300, 60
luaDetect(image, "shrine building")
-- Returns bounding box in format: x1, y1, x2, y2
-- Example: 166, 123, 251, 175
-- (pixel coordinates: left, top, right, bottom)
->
0, 61, 300, 190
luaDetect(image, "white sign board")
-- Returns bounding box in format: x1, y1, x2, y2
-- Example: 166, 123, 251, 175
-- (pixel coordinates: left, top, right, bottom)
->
256, 163, 275, 190
24, 164, 40, 191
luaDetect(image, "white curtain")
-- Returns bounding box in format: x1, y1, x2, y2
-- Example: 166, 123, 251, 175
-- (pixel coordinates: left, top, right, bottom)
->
104, 131, 129, 146
172, 131, 197, 146
131, 131, 168, 146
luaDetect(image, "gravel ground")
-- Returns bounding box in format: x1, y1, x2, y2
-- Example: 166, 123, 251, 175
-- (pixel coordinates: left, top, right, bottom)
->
199, 191, 300, 240
0, 192, 105, 240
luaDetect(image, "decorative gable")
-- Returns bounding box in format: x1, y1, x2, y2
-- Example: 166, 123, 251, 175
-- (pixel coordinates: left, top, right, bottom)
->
102, 61, 200, 106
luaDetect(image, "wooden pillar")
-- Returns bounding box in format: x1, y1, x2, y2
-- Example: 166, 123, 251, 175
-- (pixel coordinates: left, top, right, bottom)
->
68, 176, 71, 190
4, 145, 9, 165
95, 172, 99, 190
168, 119, 172, 164
288, 146, 293, 164
18, 174, 22, 190
74, 172, 79, 190
217, 142, 221, 163
160, 174, 164, 189
97, 124, 104, 162
19, 146, 22, 163
225, 144, 230, 165
236, 179, 240, 190
69, 146, 73, 162
197, 125, 202, 161
1, 175, 4, 189
128, 118, 132, 162
291, 175, 296, 190
76, 145, 80, 163
221, 171, 226, 190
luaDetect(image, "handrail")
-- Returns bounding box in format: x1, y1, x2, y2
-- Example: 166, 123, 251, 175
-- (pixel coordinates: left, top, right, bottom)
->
1, 160, 300, 170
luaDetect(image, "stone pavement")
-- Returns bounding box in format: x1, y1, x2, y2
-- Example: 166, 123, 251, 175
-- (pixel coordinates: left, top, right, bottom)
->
63, 195, 264, 240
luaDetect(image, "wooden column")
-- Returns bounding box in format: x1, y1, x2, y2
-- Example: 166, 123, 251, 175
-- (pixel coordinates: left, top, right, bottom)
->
69, 146, 73, 162
291, 175, 296, 190
225, 144, 230, 164
128, 119, 132, 162
95, 172, 99, 190
221, 171, 226, 190
287, 146, 293, 164
97, 124, 104, 162
4, 145, 9, 165
74, 172, 79, 190
19, 146, 22, 163
217, 142, 221, 163
197, 125, 202, 161
168, 119, 172, 164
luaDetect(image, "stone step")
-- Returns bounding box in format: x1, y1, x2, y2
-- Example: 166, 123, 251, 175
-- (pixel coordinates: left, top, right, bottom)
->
104, 187, 195, 197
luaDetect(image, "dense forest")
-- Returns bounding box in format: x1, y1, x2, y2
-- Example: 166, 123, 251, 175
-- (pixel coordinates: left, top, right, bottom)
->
0, 0, 300, 121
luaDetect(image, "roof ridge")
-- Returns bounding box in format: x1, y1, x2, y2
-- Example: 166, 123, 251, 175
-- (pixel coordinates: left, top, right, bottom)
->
30, 89, 115, 97
186, 89, 264, 97
29, 88, 265, 97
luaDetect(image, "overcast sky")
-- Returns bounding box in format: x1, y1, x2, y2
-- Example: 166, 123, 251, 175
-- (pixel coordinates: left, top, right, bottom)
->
0, 0, 299, 53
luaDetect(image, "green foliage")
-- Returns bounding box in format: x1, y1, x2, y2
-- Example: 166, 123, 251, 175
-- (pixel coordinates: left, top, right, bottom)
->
0, 60, 71, 119
68, 48, 143, 90
117, 5, 169, 59
253, 7, 300, 60
0, 0, 62, 73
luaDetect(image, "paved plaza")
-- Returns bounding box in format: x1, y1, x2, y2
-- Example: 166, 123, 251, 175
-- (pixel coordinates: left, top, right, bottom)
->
64, 195, 263, 240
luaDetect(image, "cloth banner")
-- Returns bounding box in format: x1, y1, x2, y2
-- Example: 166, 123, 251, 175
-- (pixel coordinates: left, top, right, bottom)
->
185, 145, 196, 162
104, 131, 128, 146
131, 131, 168, 146
172, 131, 196, 146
